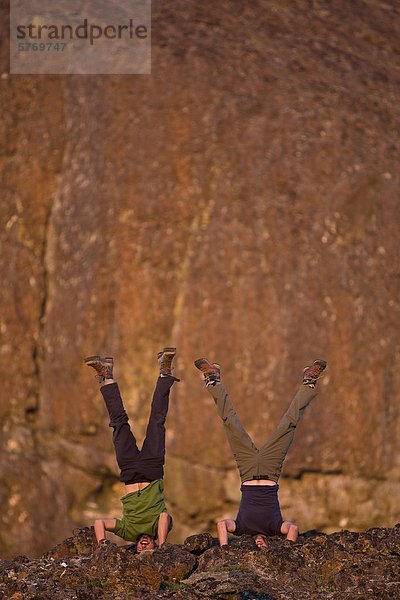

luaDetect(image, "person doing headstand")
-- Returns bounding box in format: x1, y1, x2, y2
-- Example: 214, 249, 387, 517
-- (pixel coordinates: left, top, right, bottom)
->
194, 357, 327, 549
85, 348, 179, 552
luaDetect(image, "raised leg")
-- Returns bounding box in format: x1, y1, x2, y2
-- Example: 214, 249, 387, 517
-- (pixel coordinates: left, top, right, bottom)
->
208, 383, 258, 481
100, 382, 140, 479
258, 384, 317, 481
138, 375, 175, 480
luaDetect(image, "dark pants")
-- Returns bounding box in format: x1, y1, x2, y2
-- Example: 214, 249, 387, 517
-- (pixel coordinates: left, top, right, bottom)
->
101, 376, 175, 484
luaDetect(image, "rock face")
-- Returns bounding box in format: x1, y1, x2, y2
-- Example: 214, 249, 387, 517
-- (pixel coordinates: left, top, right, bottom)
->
0, 527, 399, 599
1, 0, 400, 557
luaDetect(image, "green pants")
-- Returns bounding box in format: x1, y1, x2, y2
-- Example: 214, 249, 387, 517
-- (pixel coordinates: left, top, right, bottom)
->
209, 383, 317, 483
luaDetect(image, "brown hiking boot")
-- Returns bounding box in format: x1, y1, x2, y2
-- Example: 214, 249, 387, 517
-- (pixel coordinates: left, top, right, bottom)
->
303, 359, 327, 388
158, 347, 180, 381
194, 358, 221, 387
84, 356, 114, 384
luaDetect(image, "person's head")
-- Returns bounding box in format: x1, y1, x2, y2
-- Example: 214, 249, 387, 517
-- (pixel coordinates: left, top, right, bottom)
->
253, 534, 268, 549
136, 534, 156, 552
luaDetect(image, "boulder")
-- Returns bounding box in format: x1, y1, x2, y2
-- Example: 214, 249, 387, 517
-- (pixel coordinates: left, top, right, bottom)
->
2, 528, 398, 599
183, 533, 215, 554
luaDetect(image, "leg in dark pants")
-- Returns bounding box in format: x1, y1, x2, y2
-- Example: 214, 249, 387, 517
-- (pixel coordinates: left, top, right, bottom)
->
141, 376, 174, 458
101, 376, 175, 483
139, 375, 175, 480
101, 382, 140, 482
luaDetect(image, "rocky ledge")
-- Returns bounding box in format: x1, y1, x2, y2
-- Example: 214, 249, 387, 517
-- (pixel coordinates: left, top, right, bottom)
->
1, 526, 399, 599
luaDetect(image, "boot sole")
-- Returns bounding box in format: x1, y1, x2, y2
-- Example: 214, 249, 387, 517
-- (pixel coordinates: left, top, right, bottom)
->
84, 355, 101, 364
194, 358, 209, 370
194, 358, 220, 373
303, 360, 327, 380
84, 356, 113, 364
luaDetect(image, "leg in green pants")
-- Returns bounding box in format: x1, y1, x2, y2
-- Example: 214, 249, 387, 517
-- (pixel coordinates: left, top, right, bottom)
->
208, 383, 317, 483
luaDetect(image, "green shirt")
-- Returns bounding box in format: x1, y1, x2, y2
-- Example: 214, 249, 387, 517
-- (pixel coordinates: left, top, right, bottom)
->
112, 479, 170, 542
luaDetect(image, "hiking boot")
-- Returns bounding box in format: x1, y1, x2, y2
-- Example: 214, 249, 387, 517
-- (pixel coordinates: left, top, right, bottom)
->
302, 359, 327, 388
194, 358, 221, 387
158, 347, 180, 381
85, 356, 114, 384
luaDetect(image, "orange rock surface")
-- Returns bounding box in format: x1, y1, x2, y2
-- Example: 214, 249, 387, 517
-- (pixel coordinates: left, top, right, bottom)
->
0, 1, 399, 556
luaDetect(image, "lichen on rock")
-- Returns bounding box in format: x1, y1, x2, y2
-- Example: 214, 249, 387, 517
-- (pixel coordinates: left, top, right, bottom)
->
1, 526, 399, 599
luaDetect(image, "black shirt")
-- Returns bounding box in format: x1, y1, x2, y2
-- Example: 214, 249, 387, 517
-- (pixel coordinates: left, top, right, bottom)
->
234, 484, 283, 536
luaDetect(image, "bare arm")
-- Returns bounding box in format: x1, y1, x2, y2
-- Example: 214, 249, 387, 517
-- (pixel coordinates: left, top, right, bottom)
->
216, 519, 236, 546
94, 518, 116, 543
157, 512, 171, 547
280, 520, 299, 542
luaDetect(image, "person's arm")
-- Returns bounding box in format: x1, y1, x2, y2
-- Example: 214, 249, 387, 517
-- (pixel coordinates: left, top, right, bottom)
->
280, 520, 299, 542
216, 519, 236, 546
94, 518, 116, 543
157, 511, 171, 546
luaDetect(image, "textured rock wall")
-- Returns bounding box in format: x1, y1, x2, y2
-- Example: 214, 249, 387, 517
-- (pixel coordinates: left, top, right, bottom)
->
1, 0, 399, 557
